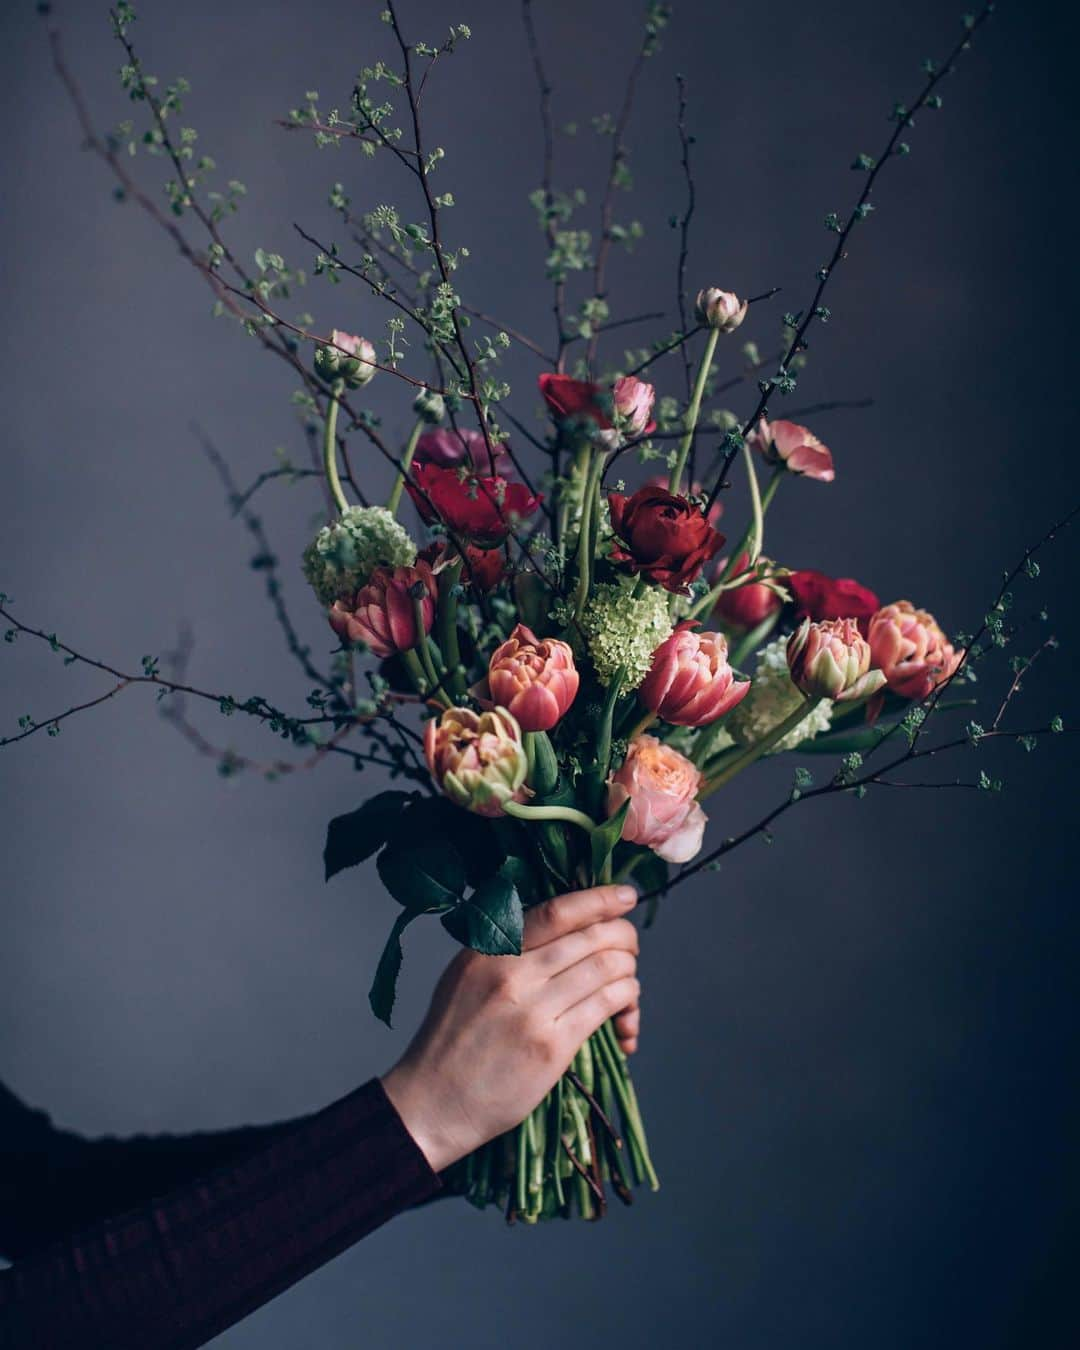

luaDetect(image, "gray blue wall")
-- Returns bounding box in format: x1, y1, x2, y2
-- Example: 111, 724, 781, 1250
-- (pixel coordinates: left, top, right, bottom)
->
2, 1, 1077, 1345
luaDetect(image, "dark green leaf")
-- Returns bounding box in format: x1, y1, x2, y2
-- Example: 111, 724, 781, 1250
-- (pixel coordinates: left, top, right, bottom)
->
590, 798, 629, 880
497, 853, 544, 905
368, 907, 424, 1027
376, 835, 466, 910
441, 876, 524, 955
387, 795, 505, 886
323, 790, 415, 881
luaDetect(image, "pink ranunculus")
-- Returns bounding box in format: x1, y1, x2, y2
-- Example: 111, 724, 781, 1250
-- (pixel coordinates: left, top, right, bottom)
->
867, 600, 963, 703
485, 623, 580, 733
786, 617, 886, 704
612, 376, 656, 437
414, 427, 511, 473
606, 735, 707, 864
424, 705, 529, 817
639, 622, 750, 728
748, 417, 835, 482
327, 561, 436, 658
695, 287, 748, 333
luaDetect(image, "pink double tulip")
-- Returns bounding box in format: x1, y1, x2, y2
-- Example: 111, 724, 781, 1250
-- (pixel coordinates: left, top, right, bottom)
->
425, 706, 529, 817
606, 735, 707, 864
485, 624, 579, 733
867, 601, 962, 701
748, 417, 835, 482
786, 617, 886, 703
328, 561, 436, 658
639, 622, 750, 727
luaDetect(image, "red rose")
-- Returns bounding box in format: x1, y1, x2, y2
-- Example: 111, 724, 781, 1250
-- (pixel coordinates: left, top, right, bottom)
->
608, 485, 724, 593
538, 372, 656, 436
407, 462, 541, 548
789, 569, 879, 632
713, 553, 783, 632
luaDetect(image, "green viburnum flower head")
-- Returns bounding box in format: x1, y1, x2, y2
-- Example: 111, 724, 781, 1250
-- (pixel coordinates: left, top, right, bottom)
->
580, 578, 673, 690
302, 505, 417, 606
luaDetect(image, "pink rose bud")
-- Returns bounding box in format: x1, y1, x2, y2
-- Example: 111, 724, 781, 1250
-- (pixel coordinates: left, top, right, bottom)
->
425, 705, 529, 818
695, 287, 749, 333
314, 330, 377, 388
612, 375, 657, 437
639, 622, 750, 727
747, 416, 835, 482
606, 735, 707, 864
486, 623, 580, 733
867, 600, 962, 702
786, 617, 886, 703
327, 561, 436, 658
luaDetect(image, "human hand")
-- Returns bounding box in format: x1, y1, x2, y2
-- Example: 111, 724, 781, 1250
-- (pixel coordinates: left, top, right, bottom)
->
380, 884, 641, 1173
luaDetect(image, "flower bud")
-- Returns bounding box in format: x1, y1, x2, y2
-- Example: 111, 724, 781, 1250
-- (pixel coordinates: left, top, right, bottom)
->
612, 375, 656, 437
639, 622, 750, 727
485, 624, 579, 733
328, 561, 436, 658
425, 706, 529, 818
412, 388, 447, 425
786, 617, 886, 703
695, 288, 749, 333
314, 330, 376, 388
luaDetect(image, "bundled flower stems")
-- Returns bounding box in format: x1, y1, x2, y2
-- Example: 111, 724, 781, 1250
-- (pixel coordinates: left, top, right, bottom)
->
7, 1, 1073, 1225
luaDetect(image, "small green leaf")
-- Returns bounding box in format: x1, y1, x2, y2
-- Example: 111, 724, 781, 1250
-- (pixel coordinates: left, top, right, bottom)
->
498, 854, 543, 906
441, 876, 524, 955
323, 790, 415, 881
369, 907, 423, 1026
590, 799, 629, 879
377, 835, 466, 910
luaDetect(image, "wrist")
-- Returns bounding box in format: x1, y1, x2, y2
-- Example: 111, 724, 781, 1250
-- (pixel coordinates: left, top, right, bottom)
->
380, 1062, 471, 1174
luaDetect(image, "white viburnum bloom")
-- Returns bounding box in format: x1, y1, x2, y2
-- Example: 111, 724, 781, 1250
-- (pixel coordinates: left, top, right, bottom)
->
728, 635, 834, 752
302, 505, 418, 606
579, 579, 673, 690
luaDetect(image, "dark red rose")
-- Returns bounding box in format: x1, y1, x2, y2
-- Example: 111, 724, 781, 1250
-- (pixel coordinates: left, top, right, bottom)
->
712, 553, 783, 632
407, 462, 541, 548
538, 372, 656, 436
789, 569, 879, 632
608, 485, 724, 593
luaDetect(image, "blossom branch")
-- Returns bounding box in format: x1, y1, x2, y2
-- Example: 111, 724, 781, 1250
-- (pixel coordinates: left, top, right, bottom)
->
706, 5, 996, 510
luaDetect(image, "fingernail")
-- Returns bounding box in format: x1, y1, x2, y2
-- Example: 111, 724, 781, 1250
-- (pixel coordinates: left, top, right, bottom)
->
615, 885, 637, 907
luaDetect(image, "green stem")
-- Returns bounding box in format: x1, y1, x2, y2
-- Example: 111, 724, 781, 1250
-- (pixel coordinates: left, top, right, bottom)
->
415, 630, 450, 707
386, 418, 424, 516
728, 608, 781, 670
626, 708, 656, 742
717, 468, 784, 584
400, 647, 431, 698
435, 556, 466, 697
669, 326, 720, 495
322, 380, 349, 515
572, 449, 605, 624
742, 440, 764, 566
701, 695, 823, 796
502, 800, 596, 833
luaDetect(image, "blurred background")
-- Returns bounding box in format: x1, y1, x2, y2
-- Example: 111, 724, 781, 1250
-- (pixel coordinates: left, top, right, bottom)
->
2, 1, 1077, 1345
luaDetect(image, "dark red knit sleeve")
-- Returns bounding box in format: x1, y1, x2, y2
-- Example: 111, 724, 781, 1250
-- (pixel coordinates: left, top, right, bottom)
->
0, 1078, 441, 1350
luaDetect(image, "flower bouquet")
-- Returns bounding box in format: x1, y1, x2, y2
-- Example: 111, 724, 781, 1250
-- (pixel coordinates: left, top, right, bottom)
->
5, 0, 1074, 1228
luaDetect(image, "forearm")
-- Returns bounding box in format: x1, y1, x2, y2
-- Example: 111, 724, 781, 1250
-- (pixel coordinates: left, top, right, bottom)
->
0, 1079, 440, 1350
